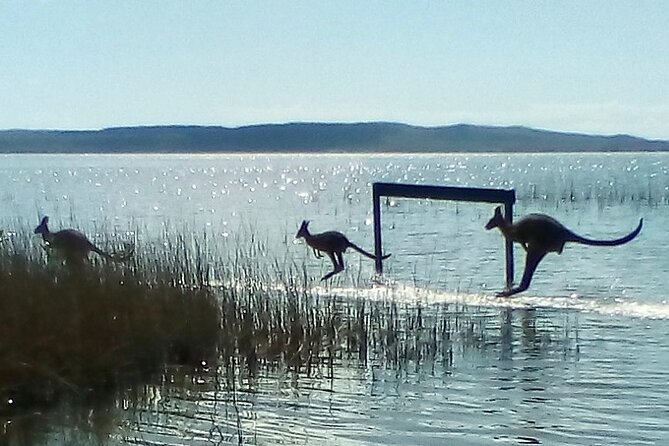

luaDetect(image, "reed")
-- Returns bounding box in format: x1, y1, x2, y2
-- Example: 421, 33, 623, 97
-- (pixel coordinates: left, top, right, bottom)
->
520, 178, 669, 207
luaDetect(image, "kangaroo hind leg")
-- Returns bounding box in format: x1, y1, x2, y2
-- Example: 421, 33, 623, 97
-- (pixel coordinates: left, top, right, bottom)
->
497, 250, 547, 297
320, 252, 344, 281
335, 252, 345, 272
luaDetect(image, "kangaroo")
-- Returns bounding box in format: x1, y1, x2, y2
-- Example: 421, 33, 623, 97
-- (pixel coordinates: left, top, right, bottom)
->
485, 206, 642, 297
34, 216, 134, 266
295, 220, 391, 281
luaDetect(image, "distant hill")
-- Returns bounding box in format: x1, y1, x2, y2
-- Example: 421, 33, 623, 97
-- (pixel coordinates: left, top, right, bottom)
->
1, 122, 668, 153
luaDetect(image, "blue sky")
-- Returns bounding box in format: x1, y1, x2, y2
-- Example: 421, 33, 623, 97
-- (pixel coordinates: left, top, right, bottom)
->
1, 1, 668, 139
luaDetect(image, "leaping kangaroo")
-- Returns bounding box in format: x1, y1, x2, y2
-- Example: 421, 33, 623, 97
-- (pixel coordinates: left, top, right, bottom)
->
34, 216, 134, 266
295, 220, 391, 281
485, 206, 642, 297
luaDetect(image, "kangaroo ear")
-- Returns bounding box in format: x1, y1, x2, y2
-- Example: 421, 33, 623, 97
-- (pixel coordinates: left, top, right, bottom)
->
35, 216, 48, 234
495, 206, 503, 216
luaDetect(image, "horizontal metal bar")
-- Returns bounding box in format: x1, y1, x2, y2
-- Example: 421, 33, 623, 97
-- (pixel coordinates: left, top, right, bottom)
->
372, 182, 516, 286
373, 182, 515, 204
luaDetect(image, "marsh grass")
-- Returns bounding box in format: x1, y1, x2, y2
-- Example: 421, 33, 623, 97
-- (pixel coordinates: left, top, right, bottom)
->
0, 228, 221, 415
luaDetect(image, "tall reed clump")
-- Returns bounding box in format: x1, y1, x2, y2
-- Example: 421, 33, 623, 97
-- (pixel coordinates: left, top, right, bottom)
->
0, 228, 221, 414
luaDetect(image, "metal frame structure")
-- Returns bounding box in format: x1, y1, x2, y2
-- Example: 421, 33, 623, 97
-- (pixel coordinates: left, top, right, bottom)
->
372, 182, 517, 289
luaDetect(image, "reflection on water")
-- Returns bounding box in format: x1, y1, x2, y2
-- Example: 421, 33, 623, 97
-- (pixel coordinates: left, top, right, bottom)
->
0, 293, 593, 445
4, 283, 667, 445
3, 285, 668, 446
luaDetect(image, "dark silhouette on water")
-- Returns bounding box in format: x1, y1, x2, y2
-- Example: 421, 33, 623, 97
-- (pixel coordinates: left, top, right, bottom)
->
485, 206, 643, 297
34, 216, 134, 266
295, 220, 391, 281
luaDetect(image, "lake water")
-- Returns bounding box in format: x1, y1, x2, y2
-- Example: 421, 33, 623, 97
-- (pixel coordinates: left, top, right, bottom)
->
1, 152, 669, 445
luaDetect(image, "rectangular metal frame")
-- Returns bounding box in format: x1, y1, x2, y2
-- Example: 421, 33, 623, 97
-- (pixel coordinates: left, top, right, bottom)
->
372, 182, 516, 288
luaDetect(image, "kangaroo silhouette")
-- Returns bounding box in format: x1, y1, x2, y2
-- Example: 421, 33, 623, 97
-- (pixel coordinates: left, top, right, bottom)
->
485, 206, 642, 297
295, 220, 391, 281
34, 216, 134, 266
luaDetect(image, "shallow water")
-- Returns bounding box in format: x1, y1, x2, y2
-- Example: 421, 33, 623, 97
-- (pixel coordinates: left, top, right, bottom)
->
1, 152, 669, 445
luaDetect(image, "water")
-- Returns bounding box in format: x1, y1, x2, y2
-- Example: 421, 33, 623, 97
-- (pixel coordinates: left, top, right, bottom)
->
1, 152, 669, 445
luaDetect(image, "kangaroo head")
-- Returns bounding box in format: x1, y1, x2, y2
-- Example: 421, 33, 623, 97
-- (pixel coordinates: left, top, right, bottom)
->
485, 206, 505, 230
295, 220, 310, 239
34, 216, 50, 235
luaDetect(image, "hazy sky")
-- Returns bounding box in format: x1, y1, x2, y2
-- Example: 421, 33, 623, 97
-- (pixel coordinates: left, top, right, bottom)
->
2, 1, 668, 139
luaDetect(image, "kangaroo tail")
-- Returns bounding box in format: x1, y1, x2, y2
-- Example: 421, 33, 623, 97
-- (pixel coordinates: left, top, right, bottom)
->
348, 242, 392, 260
93, 244, 135, 262
568, 218, 643, 246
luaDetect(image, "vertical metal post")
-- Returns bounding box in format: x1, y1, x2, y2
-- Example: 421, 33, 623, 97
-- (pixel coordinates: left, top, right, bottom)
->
372, 184, 383, 274
504, 200, 514, 289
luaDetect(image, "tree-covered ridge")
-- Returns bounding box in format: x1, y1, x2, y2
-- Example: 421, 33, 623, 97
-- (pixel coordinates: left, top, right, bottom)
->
1, 122, 667, 153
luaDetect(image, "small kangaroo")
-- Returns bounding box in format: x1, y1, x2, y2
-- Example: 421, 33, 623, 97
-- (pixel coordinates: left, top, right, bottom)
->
34, 216, 134, 266
295, 220, 391, 281
485, 206, 643, 297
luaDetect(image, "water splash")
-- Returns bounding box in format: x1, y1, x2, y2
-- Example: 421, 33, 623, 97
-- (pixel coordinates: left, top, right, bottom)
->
314, 282, 669, 320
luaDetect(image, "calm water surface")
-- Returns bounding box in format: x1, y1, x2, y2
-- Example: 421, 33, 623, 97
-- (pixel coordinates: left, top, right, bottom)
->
1, 152, 669, 445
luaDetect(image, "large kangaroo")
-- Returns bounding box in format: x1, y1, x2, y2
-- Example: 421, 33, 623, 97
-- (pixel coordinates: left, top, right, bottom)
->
485, 206, 642, 297
34, 216, 134, 266
295, 220, 391, 281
